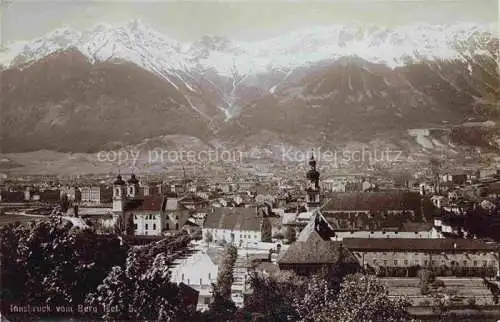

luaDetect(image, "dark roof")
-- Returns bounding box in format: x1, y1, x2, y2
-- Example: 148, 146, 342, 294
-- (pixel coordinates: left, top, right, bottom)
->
487, 182, 500, 194
278, 229, 342, 264
179, 194, 208, 204
113, 175, 125, 185
1, 191, 25, 202
322, 191, 422, 212
323, 211, 429, 232
203, 207, 262, 231
128, 174, 139, 184
342, 238, 499, 252
124, 196, 166, 212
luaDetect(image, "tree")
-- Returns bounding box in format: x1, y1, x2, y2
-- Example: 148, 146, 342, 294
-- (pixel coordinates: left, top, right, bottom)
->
85, 230, 195, 320
0, 217, 128, 320
243, 271, 304, 321
285, 226, 296, 243
114, 215, 123, 235
125, 214, 135, 236
312, 273, 410, 322
293, 268, 338, 321
206, 244, 238, 321
261, 217, 272, 242
418, 268, 435, 295
86, 253, 191, 321
205, 231, 213, 244
243, 271, 410, 322
60, 193, 70, 213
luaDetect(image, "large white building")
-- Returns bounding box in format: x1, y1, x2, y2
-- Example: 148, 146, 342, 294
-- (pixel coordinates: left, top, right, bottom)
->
112, 174, 190, 236
203, 207, 272, 246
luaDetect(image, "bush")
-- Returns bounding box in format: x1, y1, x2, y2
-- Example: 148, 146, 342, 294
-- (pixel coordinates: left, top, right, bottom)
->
420, 284, 431, 295
418, 268, 435, 285
466, 297, 477, 306
205, 231, 213, 243
420, 299, 431, 306
432, 279, 445, 288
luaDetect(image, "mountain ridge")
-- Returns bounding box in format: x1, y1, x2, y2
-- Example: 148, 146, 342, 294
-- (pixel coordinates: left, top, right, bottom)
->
0, 21, 498, 157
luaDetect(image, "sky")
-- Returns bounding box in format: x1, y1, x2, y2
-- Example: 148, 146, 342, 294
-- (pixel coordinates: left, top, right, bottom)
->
1, 0, 499, 43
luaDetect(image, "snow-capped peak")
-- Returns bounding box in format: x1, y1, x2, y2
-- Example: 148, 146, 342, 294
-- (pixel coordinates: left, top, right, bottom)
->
1, 20, 497, 77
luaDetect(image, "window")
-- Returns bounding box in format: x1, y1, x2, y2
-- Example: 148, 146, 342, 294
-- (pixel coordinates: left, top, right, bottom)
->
463, 260, 467, 266
373, 259, 377, 265
175, 223, 179, 230
134, 223, 138, 229
383, 260, 388, 266
431, 260, 435, 266
145, 224, 149, 230
414, 260, 419, 266
404, 260, 408, 266
166, 223, 170, 230
393, 260, 398, 266
424, 260, 428, 266
204, 297, 211, 305
153, 224, 156, 230
483, 260, 488, 267
473, 261, 478, 267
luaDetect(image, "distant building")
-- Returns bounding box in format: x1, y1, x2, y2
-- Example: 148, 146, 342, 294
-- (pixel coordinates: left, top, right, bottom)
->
319, 191, 440, 240
80, 186, 112, 205
178, 194, 209, 210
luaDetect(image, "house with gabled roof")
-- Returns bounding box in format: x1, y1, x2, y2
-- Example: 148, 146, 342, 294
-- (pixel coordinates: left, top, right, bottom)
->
124, 195, 167, 236
203, 207, 272, 246
277, 213, 357, 275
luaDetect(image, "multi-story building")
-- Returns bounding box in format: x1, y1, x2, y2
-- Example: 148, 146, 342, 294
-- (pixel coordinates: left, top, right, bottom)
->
278, 212, 500, 277
112, 174, 190, 236
203, 207, 272, 246
343, 237, 499, 277
80, 186, 112, 205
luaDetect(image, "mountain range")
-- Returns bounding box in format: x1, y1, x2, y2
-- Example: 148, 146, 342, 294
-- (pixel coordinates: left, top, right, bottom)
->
1, 20, 499, 161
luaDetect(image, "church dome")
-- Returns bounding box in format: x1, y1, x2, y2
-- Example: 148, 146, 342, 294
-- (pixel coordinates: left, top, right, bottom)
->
128, 174, 139, 184
114, 174, 125, 185
308, 158, 317, 168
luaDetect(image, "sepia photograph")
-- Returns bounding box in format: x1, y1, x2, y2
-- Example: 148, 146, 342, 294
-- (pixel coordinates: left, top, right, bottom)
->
0, 0, 499, 321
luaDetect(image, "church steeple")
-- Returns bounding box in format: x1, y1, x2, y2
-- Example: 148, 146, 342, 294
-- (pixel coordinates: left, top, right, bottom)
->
305, 151, 321, 209
306, 152, 320, 190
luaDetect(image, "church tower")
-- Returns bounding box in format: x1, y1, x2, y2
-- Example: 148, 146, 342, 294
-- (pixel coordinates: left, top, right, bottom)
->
126, 174, 140, 198
305, 153, 321, 209
113, 174, 127, 212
